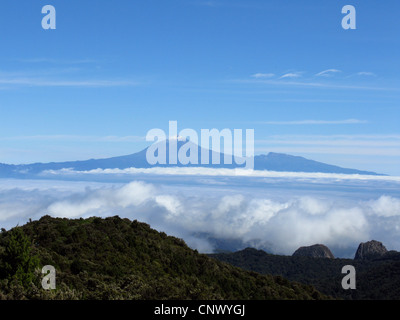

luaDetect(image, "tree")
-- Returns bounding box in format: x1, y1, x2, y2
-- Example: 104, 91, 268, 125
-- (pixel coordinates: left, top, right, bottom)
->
1, 227, 40, 288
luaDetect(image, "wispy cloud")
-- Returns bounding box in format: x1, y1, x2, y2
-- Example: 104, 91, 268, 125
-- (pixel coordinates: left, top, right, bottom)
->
265, 134, 400, 141
345, 71, 377, 79
256, 134, 400, 158
13, 58, 101, 65
257, 146, 400, 157
0, 78, 140, 88
233, 78, 399, 91
315, 69, 341, 77
251, 73, 275, 79
259, 135, 400, 148
280, 72, 302, 79
262, 119, 368, 125
356, 72, 376, 77
237, 67, 394, 91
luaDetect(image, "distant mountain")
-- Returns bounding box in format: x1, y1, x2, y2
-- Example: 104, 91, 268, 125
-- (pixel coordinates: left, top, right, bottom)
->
354, 240, 388, 260
0, 139, 382, 178
292, 244, 335, 259
255, 152, 381, 175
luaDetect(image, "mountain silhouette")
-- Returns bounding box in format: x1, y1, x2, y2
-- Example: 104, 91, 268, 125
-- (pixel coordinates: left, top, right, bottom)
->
0, 139, 382, 177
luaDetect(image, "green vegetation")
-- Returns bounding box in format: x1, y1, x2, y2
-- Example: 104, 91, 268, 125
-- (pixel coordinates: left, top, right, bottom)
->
209, 247, 400, 300
0, 227, 40, 288
0, 216, 327, 300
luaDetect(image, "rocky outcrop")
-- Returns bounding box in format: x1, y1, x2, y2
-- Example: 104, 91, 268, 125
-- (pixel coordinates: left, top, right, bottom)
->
292, 244, 334, 259
354, 240, 388, 260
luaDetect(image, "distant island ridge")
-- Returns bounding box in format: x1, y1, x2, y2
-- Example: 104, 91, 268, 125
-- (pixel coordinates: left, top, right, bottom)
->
0, 140, 383, 177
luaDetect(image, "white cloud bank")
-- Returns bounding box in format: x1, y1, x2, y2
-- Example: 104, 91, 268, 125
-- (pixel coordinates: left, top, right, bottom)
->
0, 179, 399, 256
41, 166, 400, 182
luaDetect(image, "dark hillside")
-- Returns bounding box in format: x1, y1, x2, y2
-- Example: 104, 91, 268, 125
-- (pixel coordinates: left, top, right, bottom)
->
209, 247, 400, 300
0, 216, 327, 300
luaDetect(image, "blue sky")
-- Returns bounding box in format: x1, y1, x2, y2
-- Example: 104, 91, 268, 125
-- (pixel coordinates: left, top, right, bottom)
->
0, 0, 399, 174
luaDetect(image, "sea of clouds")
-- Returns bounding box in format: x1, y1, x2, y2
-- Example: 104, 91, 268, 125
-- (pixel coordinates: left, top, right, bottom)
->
1, 169, 400, 257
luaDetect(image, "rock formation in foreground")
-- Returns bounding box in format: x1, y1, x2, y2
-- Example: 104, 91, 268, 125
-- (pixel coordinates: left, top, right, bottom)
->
292, 244, 335, 259
354, 240, 388, 260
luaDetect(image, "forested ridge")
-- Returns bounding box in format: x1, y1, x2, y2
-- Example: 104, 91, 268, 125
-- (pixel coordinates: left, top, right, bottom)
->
210, 247, 400, 300
0, 215, 327, 300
